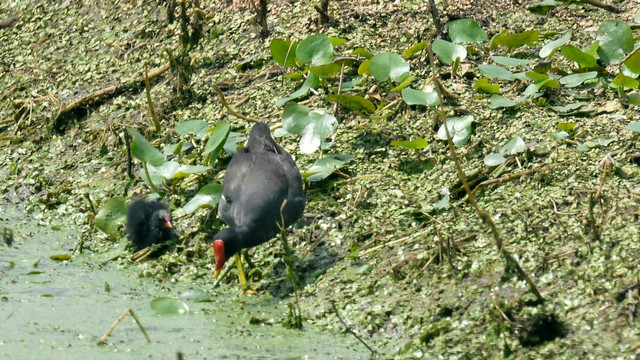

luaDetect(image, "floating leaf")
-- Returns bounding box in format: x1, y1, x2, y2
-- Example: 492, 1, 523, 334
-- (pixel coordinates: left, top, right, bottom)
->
330, 37, 347, 47
474, 77, 500, 94
309, 63, 341, 78
179, 289, 212, 302
492, 56, 530, 68
203, 122, 231, 161
150, 297, 189, 315
489, 95, 524, 109
612, 73, 639, 89
50, 254, 71, 261
478, 64, 515, 80
624, 52, 640, 74
556, 122, 576, 131
500, 136, 526, 155
276, 73, 320, 107
95, 197, 127, 236
182, 183, 223, 214
437, 116, 474, 146
402, 41, 429, 58
174, 120, 210, 137
148, 161, 211, 180
529, 0, 559, 15
127, 128, 164, 166
401, 88, 440, 106
446, 19, 487, 43
369, 52, 410, 82
282, 103, 337, 154
490, 29, 539, 50
484, 153, 507, 166
561, 45, 596, 67
432, 39, 467, 65
596, 20, 633, 65
390, 139, 429, 149
626, 121, 640, 132
296, 34, 334, 66
352, 48, 373, 59
301, 154, 354, 182
627, 93, 640, 106
559, 71, 598, 88
539, 31, 571, 58
327, 94, 376, 115
390, 74, 416, 92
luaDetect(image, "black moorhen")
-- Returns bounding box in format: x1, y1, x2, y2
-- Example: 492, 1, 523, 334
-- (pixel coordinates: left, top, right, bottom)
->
126, 198, 177, 250
212, 122, 305, 287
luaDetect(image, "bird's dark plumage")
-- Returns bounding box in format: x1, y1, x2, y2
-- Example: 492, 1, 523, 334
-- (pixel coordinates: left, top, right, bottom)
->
213, 122, 305, 272
126, 198, 177, 249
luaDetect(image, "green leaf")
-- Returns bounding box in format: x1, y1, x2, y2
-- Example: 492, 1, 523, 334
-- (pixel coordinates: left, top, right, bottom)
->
492, 56, 530, 68
624, 52, 640, 74
390, 138, 429, 149
401, 88, 440, 106
559, 71, 598, 88
528, 0, 559, 15
282, 104, 337, 154
223, 131, 244, 155
484, 153, 507, 166
596, 20, 633, 65
309, 63, 341, 78
150, 297, 189, 315
627, 93, 640, 105
296, 34, 335, 66
330, 37, 347, 46
474, 77, 500, 94
556, 122, 576, 131
561, 45, 596, 67
179, 289, 212, 302
432, 39, 467, 65
446, 19, 487, 43
352, 48, 373, 59
369, 52, 411, 82
500, 136, 526, 155
390, 74, 416, 92
625, 121, 640, 132
358, 59, 371, 75
174, 120, 209, 137
270, 39, 299, 67
489, 95, 524, 109
138, 166, 164, 185
182, 183, 223, 214
94, 197, 127, 236
326, 94, 376, 115
299, 109, 338, 154
478, 64, 515, 80
612, 73, 639, 89
402, 41, 429, 58
437, 116, 474, 146
127, 128, 165, 166
539, 31, 571, 58
203, 122, 231, 162
275, 73, 320, 107
301, 154, 354, 182
148, 161, 211, 180
490, 29, 539, 50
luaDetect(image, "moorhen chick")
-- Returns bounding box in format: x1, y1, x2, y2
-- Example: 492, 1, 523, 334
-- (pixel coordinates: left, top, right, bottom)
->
213, 122, 305, 288
126, 198, 177, 251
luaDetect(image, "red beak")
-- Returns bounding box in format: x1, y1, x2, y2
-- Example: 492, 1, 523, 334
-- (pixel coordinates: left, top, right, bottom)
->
213, 240, 226, 276
165, 219, 172, 228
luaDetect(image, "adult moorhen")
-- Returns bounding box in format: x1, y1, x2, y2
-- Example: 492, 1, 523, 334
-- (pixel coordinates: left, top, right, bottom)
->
126, 198, 177, 250
213, 122, 305, 288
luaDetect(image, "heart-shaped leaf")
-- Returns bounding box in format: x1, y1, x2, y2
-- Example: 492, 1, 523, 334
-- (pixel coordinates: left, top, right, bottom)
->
174, 120, 210, 137
327, 94, 376, 115
401, 88, 440, 106
183, 183, 223, 214
561, 45, 596, 67
296, 34, 335, 66
270, 39, 299, 67
369, 52, 410, 82
446, 19, 487, 43
301, 154, 354, 182
432, 39, 467, 65
596, 20, 633, 65
500, 136, 526, 155
437, 116, 474, 146
95, 197, 127, 236
127, 128, 165, 166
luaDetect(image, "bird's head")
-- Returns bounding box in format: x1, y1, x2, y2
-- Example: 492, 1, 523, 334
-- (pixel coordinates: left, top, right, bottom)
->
212, 228, 240, 277
156, 210, 173, 229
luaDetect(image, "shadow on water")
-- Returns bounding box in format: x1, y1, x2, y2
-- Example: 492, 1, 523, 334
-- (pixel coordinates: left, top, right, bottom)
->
0, 204, 368, 359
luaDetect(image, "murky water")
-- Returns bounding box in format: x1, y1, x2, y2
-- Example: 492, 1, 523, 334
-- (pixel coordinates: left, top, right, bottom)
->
0, 205, 367, 359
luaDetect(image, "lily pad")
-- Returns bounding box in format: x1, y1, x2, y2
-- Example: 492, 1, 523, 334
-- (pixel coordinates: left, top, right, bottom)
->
127, 128, 165, 167
437, 116, 474, 146
302, 154, 354, 182
95, 197, 127, 236
182, 183, 223, 214
401, 88, 440, 106
150, 297, 189, 315
369, 52, 411, 82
